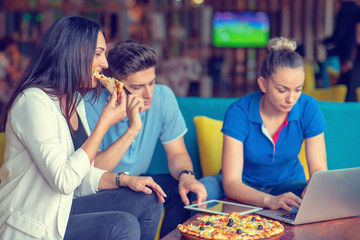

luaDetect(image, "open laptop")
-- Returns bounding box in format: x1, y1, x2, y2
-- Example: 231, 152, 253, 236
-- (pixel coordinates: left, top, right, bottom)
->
256, 167, 360, 225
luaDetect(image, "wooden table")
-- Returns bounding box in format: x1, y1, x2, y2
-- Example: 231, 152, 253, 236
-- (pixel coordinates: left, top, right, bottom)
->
161, 212, 360, 240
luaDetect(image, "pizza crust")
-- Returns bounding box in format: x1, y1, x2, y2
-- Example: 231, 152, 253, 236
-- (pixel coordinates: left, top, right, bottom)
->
179, 231, 283, 240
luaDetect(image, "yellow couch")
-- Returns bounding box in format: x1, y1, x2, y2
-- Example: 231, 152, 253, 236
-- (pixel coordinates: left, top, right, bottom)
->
149, 98, 360, 178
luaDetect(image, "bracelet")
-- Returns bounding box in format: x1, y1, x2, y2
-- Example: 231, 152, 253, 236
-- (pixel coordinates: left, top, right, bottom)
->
178, 169, 195, 179
115, 171, 130, 188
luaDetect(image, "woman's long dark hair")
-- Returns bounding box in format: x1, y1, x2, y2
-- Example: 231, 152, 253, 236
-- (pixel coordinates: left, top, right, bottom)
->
2, 15, 105, 130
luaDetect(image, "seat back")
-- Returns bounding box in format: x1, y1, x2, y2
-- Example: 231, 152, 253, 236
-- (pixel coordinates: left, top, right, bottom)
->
356, 87, 360, 102
318, 101, 360, 170
148, 98, 360, 178
303, 84, 347, 102
303, 62, 316, 91
298, 141, 310, 180
193, 116, 223, 177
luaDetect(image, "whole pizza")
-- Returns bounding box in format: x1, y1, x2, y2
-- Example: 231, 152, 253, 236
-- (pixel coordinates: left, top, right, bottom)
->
177, 212, 284, 240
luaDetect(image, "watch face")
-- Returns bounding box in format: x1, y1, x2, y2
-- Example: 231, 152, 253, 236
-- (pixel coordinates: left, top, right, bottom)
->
116, 172, 130, 188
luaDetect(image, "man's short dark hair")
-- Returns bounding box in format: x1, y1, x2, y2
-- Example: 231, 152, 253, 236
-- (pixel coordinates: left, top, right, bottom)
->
105, 41, 158, 81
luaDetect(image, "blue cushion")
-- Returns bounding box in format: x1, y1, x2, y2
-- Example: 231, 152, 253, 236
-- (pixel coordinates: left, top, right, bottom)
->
319, 102, 360, 170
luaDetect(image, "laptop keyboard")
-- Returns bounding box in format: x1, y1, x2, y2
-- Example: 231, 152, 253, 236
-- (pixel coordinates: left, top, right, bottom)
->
278, 212, 297, 220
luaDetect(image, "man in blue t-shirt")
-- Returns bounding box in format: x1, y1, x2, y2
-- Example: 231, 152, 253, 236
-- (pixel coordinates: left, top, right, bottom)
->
84, 41, 207, 237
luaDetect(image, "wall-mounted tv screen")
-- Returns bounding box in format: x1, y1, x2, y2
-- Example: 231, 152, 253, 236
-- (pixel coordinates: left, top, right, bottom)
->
212, 11, 270, 48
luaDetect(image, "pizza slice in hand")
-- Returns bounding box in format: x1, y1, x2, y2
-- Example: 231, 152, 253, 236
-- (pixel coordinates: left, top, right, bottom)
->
93, 70, 124, 101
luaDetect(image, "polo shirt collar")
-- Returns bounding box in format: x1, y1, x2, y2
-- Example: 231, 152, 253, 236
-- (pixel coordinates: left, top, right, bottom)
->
248, 91, 263, 123
248, 91, 300, 123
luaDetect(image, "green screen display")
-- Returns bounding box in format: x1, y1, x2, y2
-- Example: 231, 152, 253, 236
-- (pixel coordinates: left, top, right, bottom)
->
212, 11, 270, 48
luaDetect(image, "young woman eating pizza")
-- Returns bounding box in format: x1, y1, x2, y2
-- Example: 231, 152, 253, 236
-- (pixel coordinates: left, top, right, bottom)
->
0, 15, 165, 240
200, 37, 327, 213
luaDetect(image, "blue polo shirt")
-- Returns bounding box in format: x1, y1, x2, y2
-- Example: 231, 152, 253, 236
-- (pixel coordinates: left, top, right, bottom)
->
84, 84, 187, 175
222, 91, 327, 186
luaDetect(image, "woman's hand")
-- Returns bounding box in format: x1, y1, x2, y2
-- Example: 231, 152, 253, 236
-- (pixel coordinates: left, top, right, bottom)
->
126, 94, 144, 135
264, 192, 302, 213
98, 91, 127, 128
121, 175, 167, 203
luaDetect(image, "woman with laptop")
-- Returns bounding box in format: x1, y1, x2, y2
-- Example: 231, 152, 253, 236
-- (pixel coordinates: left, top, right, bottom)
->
200, 37, 327, 213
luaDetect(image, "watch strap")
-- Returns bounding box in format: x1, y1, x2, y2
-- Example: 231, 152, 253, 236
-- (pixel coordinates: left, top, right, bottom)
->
178, 169, 195, 179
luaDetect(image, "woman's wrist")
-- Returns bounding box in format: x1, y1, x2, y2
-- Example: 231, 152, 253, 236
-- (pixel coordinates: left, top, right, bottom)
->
96, 115, 112, 131
263, 194, 272, 208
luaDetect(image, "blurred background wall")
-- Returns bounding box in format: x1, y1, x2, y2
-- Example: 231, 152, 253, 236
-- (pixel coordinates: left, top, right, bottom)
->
0, 0, 359, 100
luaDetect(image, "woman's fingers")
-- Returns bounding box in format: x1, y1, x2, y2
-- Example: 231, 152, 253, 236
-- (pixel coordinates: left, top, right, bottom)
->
108, 90, 117, 106
277, 192, 302, 212
118, 90, 127, 105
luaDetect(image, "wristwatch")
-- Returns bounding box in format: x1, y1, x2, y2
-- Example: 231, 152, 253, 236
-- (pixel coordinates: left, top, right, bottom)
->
178, 169, 195, 179
115, 171, 130, 188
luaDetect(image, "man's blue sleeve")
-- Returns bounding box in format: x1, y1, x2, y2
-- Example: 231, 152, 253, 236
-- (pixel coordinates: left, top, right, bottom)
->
159, 86, 187, 143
